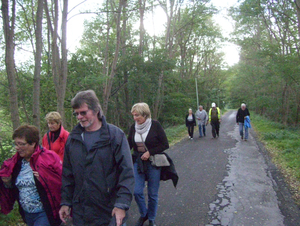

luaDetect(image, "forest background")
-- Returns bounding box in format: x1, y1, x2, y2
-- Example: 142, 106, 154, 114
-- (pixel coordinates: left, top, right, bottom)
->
0, 0, 300, 175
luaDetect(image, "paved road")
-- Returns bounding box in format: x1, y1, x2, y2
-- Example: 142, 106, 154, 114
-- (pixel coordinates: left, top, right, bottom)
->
126, 111, 300, 226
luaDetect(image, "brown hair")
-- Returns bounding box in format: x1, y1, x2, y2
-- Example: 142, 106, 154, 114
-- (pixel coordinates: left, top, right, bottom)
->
71, 90, 103, 120
12, 125, 39, 146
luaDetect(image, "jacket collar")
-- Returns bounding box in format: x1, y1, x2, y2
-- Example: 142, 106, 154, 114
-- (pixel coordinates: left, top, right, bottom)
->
70, 116, 110, 143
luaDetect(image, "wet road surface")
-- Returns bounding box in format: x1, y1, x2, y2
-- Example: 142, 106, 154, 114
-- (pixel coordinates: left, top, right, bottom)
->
126, 111, 300, 226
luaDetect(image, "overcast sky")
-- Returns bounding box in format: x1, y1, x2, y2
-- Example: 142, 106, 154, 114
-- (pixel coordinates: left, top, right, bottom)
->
67, 0, 240, 66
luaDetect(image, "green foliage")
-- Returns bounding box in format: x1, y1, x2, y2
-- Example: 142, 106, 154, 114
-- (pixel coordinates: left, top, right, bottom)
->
0, 203, 24, 226
252, 114, 300, 179
227, 0, 300, 125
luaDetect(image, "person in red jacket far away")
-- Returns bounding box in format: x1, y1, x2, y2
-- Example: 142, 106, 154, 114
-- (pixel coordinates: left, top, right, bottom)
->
42, 112, 69, 161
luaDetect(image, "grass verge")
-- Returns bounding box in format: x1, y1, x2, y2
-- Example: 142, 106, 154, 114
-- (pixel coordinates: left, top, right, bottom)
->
251, 113, 300, 204
165, 124, 188, 147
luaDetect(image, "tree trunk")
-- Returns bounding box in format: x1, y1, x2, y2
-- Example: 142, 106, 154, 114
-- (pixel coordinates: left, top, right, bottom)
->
1, 0, 20, 131
102, 0, 125, 115
32, 0, 44, 130
58, 0, 68, 125
44, 0, 68, 125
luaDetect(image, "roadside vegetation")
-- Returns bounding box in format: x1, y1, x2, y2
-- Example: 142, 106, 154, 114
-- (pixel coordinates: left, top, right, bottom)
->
251, 114, 300, 204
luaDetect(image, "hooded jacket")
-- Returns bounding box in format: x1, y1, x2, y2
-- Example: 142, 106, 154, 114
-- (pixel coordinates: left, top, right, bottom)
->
0, 146, 62, 226
195, 109, 208, 126
42, 125, 69, 161
61, 116, 134, 225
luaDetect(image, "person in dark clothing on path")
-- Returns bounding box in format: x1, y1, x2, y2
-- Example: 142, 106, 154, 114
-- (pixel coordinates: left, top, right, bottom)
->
207, 103, 221, 138
185, 109, 196, 140
59, 90, 135, 226
236, 103, 250, 141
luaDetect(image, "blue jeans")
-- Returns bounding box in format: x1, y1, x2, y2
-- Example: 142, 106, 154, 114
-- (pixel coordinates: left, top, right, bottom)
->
198, 124, 206, 137
239, 123, 248, 139
134, 162, 161, 221
24, 210, 50, 226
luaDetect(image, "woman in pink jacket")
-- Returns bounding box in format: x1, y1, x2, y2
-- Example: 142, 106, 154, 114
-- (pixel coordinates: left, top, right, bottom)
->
0, 125, 62, 226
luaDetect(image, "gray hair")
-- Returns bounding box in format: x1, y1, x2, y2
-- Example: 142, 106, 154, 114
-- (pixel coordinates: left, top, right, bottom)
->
241, 103, 246, 108
71, 90, 103, 120
199, 105, 203, 108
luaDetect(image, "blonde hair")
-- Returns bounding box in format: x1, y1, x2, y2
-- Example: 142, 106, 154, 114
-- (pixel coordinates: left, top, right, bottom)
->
131, 103, 151, 119
45, 111, 62, 125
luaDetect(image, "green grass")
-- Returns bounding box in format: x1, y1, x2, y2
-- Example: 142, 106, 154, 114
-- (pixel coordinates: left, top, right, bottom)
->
251, 113, 300, 203
165, 124, 188, 146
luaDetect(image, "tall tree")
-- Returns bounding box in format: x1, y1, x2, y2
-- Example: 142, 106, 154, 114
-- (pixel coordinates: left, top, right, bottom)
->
32, 0, 44, 130
102, 0, 126, 115
44, 0, 68, 124
1, 0, 20, 130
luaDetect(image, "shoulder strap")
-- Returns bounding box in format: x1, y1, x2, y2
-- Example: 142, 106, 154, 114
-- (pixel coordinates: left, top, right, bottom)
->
139, 134, 149, 152
47, 132, 51, 150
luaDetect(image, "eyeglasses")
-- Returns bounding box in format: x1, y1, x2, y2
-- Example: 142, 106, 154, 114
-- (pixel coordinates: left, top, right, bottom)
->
73, 110, 89, 117
13, 142, 28, 147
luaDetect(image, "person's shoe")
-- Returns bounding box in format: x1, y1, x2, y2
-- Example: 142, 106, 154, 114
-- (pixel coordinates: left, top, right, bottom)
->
244, 139, 247, 141
204, 134, 206, 137
135, 215, 148, 226
189, 136, 191, 139
191, 138, 193, 140
149, 220, 157, 226
199, 135, 203, 138
241, 136, 243, 140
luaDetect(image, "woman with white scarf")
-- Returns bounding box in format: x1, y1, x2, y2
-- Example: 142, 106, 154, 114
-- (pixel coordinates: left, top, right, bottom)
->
128, 103, 169, 226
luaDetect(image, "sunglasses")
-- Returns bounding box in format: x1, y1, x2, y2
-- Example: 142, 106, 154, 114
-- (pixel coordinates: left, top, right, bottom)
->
73, 110, 89, 117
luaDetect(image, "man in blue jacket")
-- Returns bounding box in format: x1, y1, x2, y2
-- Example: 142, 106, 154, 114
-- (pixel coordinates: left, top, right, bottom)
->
236, 103, 250, 141
59, 90, 134, 226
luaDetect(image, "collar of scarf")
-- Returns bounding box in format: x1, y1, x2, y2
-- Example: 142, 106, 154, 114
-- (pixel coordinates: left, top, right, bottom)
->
135, 118, 152, 135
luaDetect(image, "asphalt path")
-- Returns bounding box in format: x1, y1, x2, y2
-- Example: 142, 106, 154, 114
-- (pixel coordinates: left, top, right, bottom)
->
126, 110, 300, 226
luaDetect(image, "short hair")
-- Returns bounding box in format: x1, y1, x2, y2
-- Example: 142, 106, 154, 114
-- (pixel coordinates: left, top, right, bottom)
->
131, 103, 151, 119
45, 111, 62, 124
12, 125, 39, 146
71, 90, 103, 120
241, 103, 246, 107
189, 108, 192, 111
199, 105, 203, 108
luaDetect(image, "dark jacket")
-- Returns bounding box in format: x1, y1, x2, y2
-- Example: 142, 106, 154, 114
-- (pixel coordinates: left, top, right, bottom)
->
0, 146, 62, 226
61, 116, 134, 226
185, 114, 196, 127
236, 108, 250, 123
128, 120, 178, 187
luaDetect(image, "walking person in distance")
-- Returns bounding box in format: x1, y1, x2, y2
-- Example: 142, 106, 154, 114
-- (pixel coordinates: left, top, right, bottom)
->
42, 111, 69, 161
185, 108, 196, 140
207, 103, 221, 139
236, 103, 250, 141
195, 105, 208, 138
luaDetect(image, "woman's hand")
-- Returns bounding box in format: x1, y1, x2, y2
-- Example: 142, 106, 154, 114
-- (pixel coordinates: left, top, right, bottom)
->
1, 176, 12, 184
33, 171, 39, 181
141, 151, 150, 161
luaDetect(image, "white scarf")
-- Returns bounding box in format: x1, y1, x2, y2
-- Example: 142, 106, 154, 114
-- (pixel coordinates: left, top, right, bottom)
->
135, 118, 152, 135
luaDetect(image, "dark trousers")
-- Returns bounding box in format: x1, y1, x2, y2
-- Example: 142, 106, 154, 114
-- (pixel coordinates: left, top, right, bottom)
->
211, 121, 220, 138
187, 124, 194, 138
